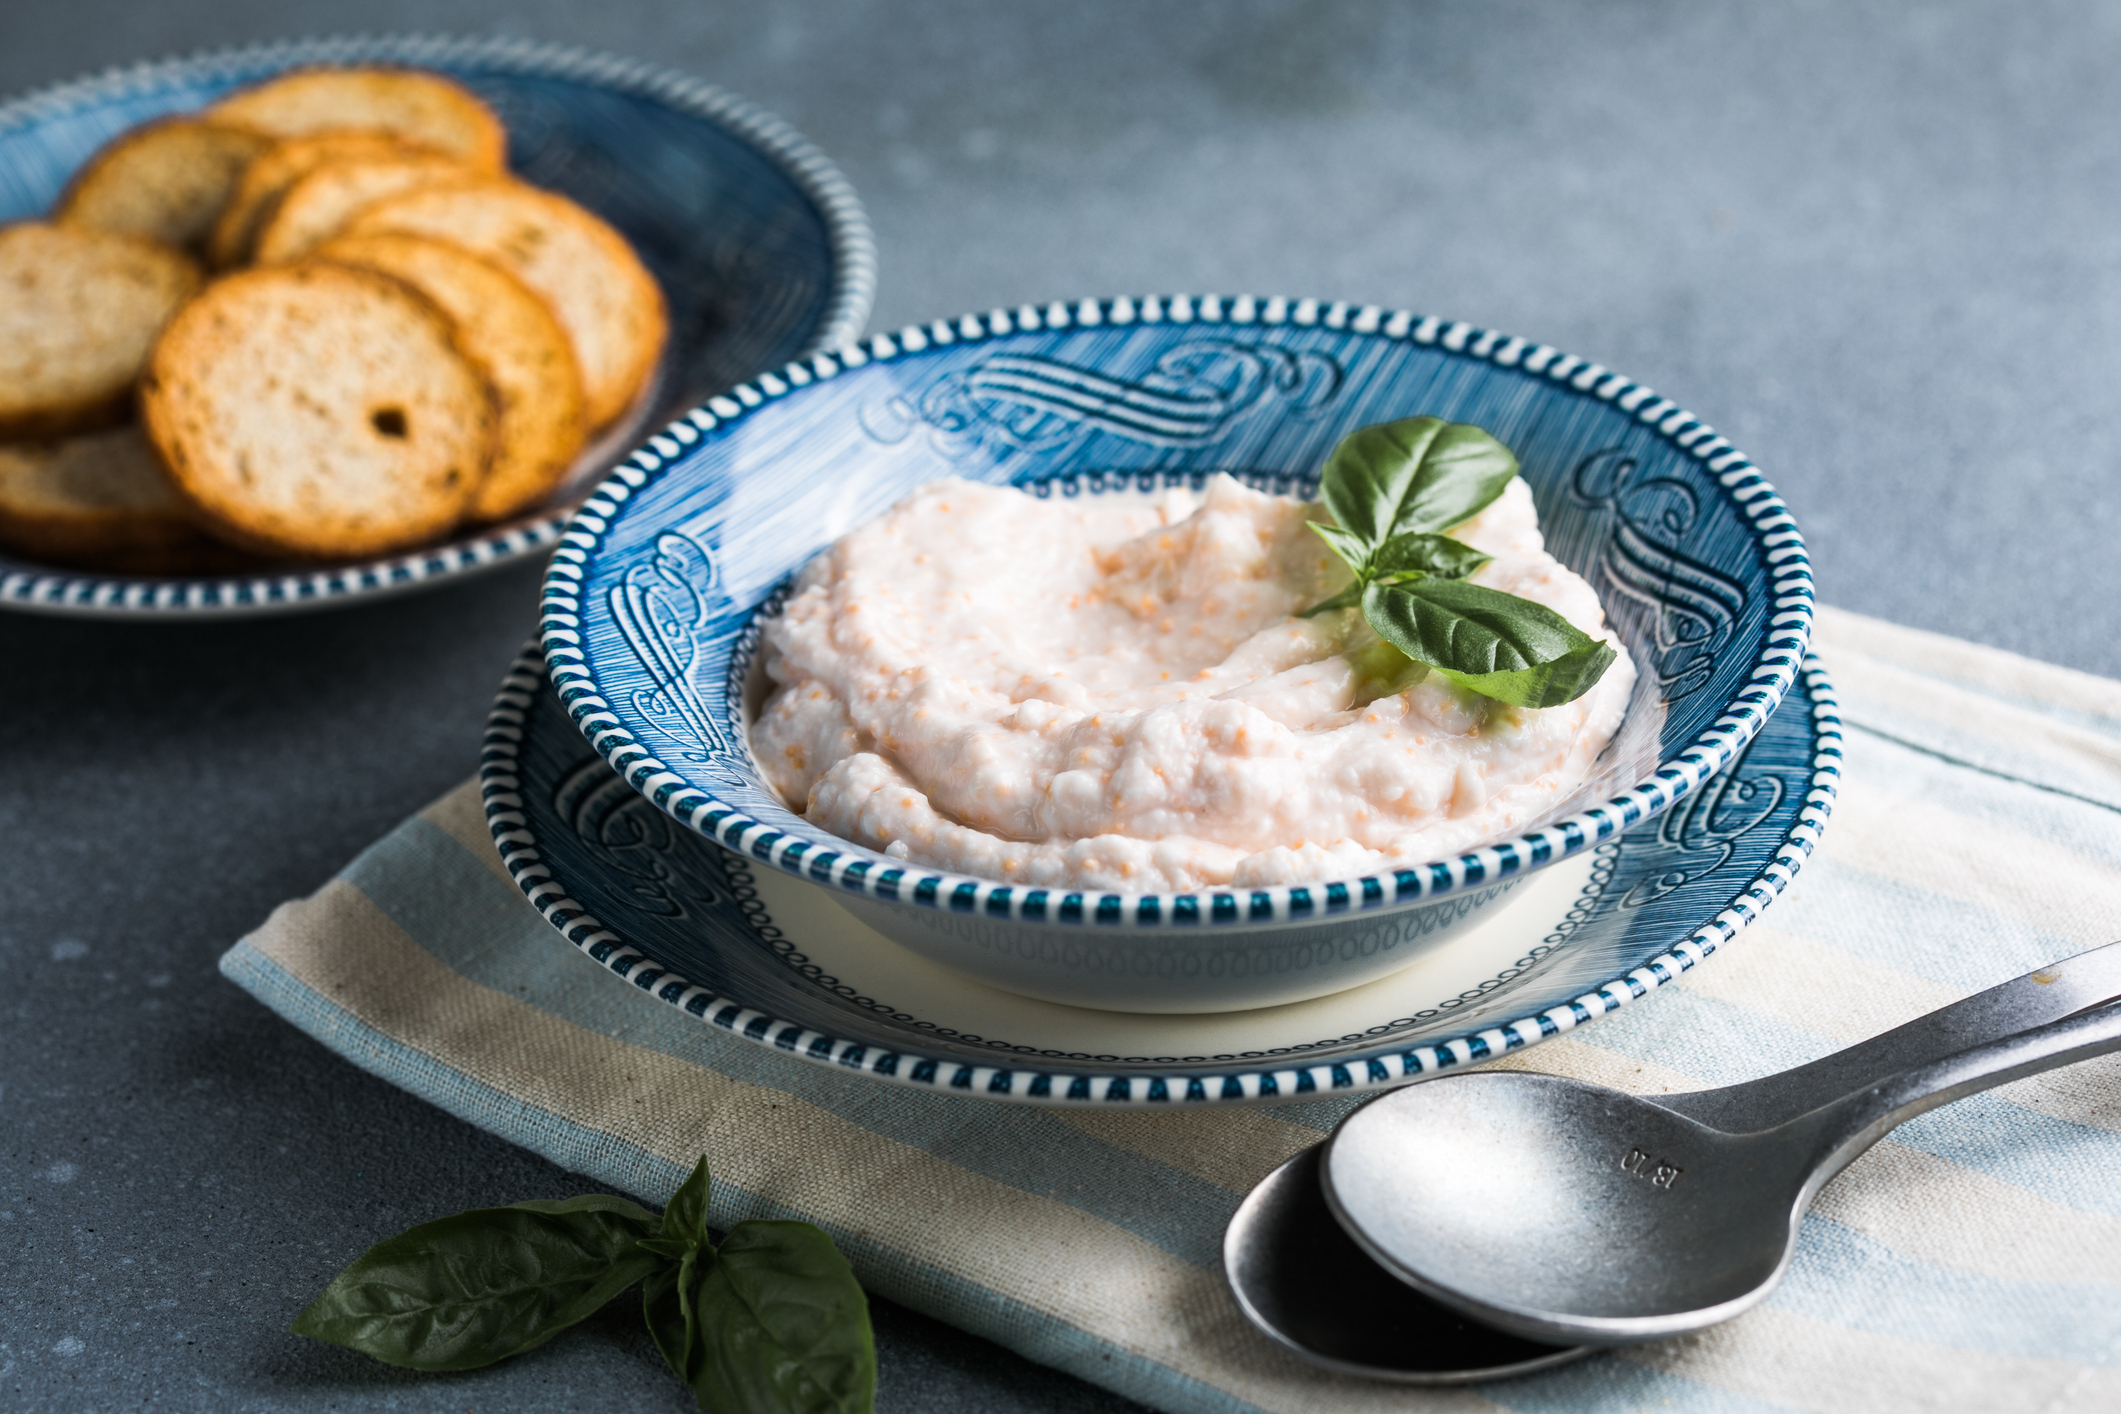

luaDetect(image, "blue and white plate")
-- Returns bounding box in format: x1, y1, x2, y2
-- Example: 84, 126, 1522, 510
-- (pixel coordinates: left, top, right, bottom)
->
482, 643, 1839, 1105
0, 34, 873, 617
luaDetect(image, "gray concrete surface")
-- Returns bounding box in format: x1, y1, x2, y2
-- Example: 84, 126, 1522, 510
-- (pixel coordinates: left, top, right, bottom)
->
6, 2, 2121, 1410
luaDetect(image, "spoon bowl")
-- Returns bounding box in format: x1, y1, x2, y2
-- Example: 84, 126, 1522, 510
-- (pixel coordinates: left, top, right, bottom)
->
1322, 1072, 1807, 1343
1223, 1143, 1588, 1382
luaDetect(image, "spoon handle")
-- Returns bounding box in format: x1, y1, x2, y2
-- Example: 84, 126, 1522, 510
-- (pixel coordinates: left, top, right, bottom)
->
1658, 938, 2121, 1132
1788, 997, 2121, 1179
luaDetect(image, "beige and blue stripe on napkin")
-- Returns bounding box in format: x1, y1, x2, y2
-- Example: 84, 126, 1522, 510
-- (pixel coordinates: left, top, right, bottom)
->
220, 605, 2121, 1413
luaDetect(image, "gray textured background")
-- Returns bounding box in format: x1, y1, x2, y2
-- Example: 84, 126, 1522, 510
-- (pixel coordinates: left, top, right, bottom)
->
5, 2, 2119, 1410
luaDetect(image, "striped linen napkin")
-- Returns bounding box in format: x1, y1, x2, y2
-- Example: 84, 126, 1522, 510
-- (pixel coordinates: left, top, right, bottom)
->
220, 606, 2121, 1413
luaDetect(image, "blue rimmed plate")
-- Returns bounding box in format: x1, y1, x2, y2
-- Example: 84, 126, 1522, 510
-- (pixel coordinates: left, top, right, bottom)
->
482, 644, 1839, 1105
0, 33, 873, 617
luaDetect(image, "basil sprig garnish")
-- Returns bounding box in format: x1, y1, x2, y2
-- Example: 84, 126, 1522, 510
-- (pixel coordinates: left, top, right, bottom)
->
1300, 416, 1616, 709
292, 1156, 876, 1413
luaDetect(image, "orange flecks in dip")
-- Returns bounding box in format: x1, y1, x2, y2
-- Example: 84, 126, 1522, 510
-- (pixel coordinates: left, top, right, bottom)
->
751, 475, 1635, 892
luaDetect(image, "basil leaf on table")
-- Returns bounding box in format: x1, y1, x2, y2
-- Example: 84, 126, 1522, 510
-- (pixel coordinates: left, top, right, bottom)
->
293, 1151, 877, 1412
662, 1152, 716, 1250
678, 1222, 878, 1414
1361, 578, 1619, 709
640, 1156, 877, 1414
290, 1194, 660, 1371
1319, 415, 1519, 546
644, 1245, 706, 1384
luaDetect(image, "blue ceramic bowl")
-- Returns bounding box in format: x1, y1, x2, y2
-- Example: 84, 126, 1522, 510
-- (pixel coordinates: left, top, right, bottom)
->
542, 296, 1813, 1012
0, 34, 873, 617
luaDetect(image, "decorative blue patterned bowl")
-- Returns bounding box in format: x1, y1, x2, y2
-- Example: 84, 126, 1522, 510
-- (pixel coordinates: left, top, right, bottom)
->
0, 34, 873, 617
542, 296, 1813, 1012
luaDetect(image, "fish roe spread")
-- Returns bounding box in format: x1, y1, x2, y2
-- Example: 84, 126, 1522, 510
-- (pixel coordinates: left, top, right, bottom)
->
752, 474, 1634, 892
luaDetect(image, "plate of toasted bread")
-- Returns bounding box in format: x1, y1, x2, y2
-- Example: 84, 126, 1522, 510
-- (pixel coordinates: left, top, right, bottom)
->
0, 35, 873, 615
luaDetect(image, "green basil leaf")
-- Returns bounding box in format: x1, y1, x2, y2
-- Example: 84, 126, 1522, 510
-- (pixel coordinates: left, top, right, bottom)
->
1296, 583, 1364, 618
683, 1220, 876, 1414
513, 1194, 659, 1224
663, 1154, 714, 1250
290, 1197, 660, 1371
1304, 520, 1371, 572
644, 1246, 703, 1386
1320, 417, 1518, 545
1361, 579, 1616, 708
1369, 532, 1493, 583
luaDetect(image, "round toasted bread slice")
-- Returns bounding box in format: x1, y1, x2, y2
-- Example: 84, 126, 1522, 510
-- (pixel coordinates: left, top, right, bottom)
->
209, 131, 429, 268
52, 118, 270, 255
315, 233, 587, 522
252, 151, 475, 264
207, 68, 507, 170
0, 425, 197, 563
0, 426, 259, 574
141, 263, 492, 558
0, 222, 204, 440
346, 179, 667, 430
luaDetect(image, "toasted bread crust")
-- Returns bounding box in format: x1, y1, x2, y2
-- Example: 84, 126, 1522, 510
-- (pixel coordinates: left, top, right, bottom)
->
207, 68, 507, 170
53, 118, 270, 255
0, 426, 198, 562
0, 424, 257, 574
252, 151, 474, 264
346, 178, 667, 430
0, 222, 204, 440
315, 233, 587, 522
209, 131, 428, 268
140, 263, 492, 558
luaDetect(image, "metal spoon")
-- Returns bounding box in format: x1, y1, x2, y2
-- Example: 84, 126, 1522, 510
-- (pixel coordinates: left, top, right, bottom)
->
1223, 1143, 1590, 1383
1319, 939, 2121, 1348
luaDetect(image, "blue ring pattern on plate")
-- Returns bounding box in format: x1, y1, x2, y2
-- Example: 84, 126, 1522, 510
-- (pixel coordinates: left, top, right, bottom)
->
0, 33, 875, 617
483, 643, 1840, 1104
540, 295, 1813, 930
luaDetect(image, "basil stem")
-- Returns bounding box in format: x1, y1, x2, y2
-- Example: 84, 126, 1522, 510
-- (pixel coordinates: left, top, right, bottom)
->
1296, 580, 1364, 618
289, 1194, 661, 1371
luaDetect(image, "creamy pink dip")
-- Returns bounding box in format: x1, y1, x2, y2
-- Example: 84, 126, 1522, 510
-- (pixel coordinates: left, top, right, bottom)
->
751, 474, 1635, 893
